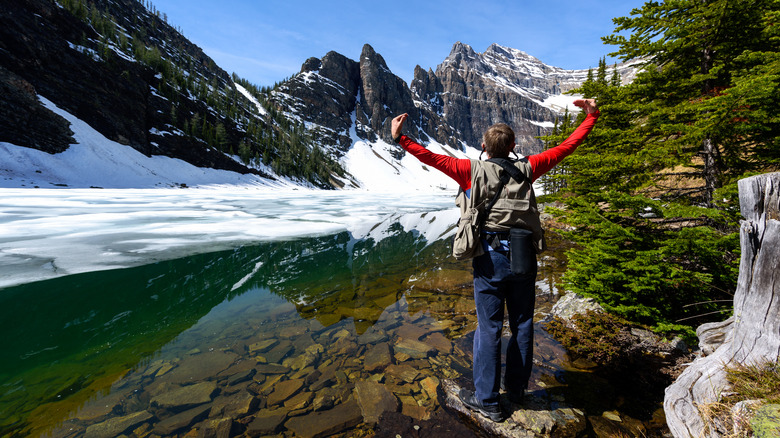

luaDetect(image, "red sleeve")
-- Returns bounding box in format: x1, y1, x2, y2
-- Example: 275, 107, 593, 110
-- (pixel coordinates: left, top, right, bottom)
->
528, 111, 600, 181
398, 136, 472, 191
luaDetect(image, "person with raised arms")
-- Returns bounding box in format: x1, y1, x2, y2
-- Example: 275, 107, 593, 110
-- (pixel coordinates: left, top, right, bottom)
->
391, 98, 599, 422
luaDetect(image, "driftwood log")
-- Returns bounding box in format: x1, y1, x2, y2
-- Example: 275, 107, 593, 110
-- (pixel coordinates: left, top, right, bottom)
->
664, 172, 780, 437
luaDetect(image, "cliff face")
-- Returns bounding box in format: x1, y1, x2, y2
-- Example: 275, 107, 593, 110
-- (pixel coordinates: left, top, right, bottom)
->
418, 43, 637, 154
270, 44, 458, 157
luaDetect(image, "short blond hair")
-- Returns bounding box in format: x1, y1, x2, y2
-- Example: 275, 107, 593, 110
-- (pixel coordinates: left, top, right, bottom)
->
483, 123, 515, 158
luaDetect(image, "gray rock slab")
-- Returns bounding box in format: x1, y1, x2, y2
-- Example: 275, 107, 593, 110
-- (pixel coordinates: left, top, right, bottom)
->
152, 404, 210, 435
442, 379, 587, 438
150, 381, 217, 411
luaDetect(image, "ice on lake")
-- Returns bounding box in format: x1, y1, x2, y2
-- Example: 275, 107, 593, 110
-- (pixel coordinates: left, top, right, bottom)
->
0, 187, 459, 289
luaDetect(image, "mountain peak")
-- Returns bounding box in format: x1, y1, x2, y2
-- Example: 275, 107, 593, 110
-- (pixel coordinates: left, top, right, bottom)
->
360, 44, 389, 70
448, 41, 477, 58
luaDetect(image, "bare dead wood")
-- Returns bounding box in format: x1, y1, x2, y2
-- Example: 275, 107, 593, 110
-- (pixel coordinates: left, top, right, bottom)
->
664, 172, 780, 437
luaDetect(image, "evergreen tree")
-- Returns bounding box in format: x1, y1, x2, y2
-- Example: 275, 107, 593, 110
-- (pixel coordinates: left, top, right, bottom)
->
538, 0, 780, 337
603, 0, 780, 205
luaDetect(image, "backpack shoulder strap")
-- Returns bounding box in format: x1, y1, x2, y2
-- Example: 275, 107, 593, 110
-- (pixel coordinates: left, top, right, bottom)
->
486, 157, 530, 186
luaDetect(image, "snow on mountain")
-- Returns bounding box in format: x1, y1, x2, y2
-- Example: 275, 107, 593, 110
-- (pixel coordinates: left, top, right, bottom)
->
0, 97, 284, 189
0, 94, 470, 192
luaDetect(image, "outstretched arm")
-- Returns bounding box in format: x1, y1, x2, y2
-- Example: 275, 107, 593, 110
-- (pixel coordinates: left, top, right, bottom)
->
528, 99, 599, 181
391, 113, 472, 190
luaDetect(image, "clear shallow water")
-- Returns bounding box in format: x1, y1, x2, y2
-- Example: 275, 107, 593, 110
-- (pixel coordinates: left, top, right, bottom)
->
0, 189, 669, 437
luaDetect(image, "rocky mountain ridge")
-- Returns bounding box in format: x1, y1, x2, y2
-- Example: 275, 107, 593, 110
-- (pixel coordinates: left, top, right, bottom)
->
273, 41, 639, 159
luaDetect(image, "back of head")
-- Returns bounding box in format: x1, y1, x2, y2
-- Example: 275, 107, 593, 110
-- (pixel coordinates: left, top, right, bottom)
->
483, 123, 515, 158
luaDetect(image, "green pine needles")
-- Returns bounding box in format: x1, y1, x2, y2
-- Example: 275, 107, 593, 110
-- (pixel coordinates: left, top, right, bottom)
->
541, 0, 780, 338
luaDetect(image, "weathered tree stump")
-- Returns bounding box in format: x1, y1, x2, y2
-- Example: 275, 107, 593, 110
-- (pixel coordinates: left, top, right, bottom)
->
664, 172, 780, 437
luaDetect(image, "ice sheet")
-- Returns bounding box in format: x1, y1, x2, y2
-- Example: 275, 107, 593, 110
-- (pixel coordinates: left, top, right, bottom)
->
0, 188, 458, 289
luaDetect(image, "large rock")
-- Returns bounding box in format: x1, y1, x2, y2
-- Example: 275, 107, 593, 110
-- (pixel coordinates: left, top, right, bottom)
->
441, 379, 587, 437
354, 381, 399, 424
665, 172, 780, 437
150, 381, 218, 411
547, 292, 604, 323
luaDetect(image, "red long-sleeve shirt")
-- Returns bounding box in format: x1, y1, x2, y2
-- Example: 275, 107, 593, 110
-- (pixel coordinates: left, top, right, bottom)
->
397, 112, 600, 193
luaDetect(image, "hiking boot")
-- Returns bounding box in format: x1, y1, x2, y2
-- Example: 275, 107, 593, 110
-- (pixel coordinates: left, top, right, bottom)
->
504, 390, 524, 404
458, 389, 504, 422
500, 380, 525, 404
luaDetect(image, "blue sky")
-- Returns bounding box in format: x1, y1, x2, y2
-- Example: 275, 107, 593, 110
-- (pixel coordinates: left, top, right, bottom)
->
151, 0, 648, 87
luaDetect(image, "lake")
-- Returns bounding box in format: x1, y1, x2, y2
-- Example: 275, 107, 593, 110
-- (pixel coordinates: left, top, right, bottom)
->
0, 188, 667, 437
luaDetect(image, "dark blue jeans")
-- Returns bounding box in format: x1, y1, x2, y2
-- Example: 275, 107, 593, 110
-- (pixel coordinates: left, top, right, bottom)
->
472, 243, 536, 406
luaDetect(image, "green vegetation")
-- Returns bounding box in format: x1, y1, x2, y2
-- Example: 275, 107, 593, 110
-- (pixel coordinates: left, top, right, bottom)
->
726, 361, 780, 406
540, 0, 780, 338
58, 0, 345, 188
544, 311, 630, 366
698, 360, 780, 436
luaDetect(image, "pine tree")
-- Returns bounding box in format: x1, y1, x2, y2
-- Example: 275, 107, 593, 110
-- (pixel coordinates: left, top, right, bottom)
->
537, 0, 780, 337
603, 0, 780, 205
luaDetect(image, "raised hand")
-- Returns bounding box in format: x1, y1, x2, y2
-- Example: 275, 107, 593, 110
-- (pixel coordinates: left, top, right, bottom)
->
391, 113, 409, 141
573, 99, 598, 114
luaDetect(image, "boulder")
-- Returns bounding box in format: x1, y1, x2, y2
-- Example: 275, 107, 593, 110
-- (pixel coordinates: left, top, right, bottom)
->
547, 293, 604, 323
441, 379, 587, 437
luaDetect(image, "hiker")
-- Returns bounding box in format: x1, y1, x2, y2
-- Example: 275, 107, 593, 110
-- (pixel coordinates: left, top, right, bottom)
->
391, 99, 599, 421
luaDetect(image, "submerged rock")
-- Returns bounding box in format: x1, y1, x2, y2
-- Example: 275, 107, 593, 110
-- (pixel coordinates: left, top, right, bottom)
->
150, 381, 218, 411
152, 404, 210, 435
284, 400, 363, 438
354, 380, 399, 423
83, 410, 154, 438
